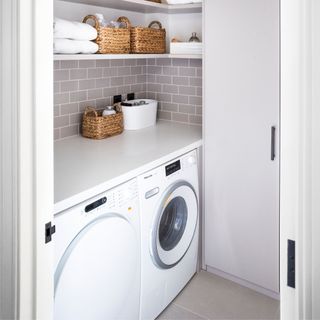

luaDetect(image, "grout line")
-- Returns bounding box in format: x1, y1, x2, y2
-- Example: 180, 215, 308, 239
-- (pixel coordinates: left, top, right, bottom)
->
171, 302, 210, 320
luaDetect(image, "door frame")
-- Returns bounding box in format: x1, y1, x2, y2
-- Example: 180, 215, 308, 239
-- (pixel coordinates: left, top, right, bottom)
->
280, 0, 319, 319
0, 0, 54, 319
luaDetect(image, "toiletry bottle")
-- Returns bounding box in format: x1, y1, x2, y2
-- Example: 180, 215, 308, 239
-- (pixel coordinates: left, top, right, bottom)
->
102, 106, 116, 116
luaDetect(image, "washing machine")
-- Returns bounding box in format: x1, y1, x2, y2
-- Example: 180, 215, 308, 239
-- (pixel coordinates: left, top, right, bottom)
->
54, 178, 140, 320
138, 150, 199, 320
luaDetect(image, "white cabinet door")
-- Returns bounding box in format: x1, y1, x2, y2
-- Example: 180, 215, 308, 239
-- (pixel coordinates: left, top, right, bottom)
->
204, 0, 279, 294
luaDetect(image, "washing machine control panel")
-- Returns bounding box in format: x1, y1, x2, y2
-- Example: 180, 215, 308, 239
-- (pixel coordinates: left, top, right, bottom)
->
82, 179, 138, 215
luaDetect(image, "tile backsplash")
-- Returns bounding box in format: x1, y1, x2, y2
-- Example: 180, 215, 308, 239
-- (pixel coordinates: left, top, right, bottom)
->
54, 58, 202, 140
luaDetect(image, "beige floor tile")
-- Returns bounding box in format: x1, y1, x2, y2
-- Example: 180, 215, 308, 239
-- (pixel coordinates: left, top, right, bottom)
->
157, 304, 206, 320
172, 271, 280, 320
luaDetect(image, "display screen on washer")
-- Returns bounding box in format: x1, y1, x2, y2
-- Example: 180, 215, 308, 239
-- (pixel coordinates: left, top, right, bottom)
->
165, 160, 181, 176
84, 197, 107, 213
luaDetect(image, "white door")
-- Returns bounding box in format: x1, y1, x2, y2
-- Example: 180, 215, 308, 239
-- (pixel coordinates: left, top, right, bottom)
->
204, 0, 279, 295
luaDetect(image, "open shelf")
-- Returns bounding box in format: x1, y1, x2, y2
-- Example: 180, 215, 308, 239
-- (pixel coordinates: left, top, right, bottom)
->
53, 53, 202, 60
60, 0, 202, 14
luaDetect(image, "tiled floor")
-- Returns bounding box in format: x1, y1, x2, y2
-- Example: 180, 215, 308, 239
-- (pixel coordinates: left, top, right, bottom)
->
157, 271, 280, 320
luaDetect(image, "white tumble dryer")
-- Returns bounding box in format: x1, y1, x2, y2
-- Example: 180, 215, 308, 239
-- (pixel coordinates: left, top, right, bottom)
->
138, 150, 199, 320
54, 178, 140, 320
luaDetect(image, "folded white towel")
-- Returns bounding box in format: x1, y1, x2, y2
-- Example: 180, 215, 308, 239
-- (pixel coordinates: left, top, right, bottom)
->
54, 39, 99, 54
54, 17, 97, 41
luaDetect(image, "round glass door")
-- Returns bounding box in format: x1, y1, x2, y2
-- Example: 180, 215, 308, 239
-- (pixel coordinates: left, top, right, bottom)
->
151, 181, 198, 269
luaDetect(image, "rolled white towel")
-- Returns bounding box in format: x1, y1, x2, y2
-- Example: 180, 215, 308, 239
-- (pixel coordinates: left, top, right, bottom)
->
54, 17, 97, 41
54, 39, 99, 54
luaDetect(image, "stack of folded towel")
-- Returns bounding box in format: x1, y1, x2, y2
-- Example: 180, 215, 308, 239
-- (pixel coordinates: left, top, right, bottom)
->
54, 17, 99, 54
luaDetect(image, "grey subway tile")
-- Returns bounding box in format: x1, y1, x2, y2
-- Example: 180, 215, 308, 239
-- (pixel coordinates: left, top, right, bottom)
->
117, 85, 131, 95
118, 66, 131, 76
54, 128, 60, 140
162, 84, 178, 94
110, 59, 124, 67
179, 86, 196, 95
96, 98, 109, 108
61, 60, 78, 69
156, 93, 172, 102
54, 69, 69, 81
158, 110, 172, 120
136, 74, 147, 83
156, 75, 172, 84
60, 102, 79, 115
131, 66, 143, 75
69, 113, 82, 125
147, 74, 156, 83
179, 67, 196, 77
111, 77, 124, 86
70, 68, 87, 80
79, 60, 96, 68
172, 112, 189, 123
53, 60, 60, 70
54, 115, 69, 128
79, 79, 95, 90
54, 92, 69, 104
96, 78, 110, 88
96, 60, 110, 68
60, 80, 78, 92
163, 66, 178, 76
189, 59, 202, 67
125, 59, 137, 66
147, 66, 162, 74
54, 82, 60, 93
156, 58, 171, 66
162, 103, 178, 112
189, 96, 202, 106
137, 59, 146, 65
189, 77, 202, 87
196, 106, 203, 115
103, 87, 117, 97
197, 68, 202, 77
147, 58, 156, 65
172, 94, 189, 104
61, 125, 79, 138
172, 58, 188, 67
103, 67, 117, 77
189, 114, 202, 124
147, 83, 162, 92
88, 88, 103, 100
124, 75, 136, 85
88, 68, 103, 79
131, 84, 144, 92
172, 76, 189, 86
146, 92, 156, 99
54, 105, 60, 117
197, 87, 202, 96
70, 91, 87, 102
179, 104, 196, 114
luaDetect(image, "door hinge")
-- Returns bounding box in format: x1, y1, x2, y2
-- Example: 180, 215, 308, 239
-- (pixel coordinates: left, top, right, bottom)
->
45, 221, 56, 244
287, 239, 295, 288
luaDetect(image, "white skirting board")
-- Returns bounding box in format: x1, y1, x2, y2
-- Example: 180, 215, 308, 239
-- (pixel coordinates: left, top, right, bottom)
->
205, 265, 280, 300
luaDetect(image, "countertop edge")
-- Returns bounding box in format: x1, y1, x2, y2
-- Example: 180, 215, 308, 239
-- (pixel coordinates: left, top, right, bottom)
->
54, 139, 202, 214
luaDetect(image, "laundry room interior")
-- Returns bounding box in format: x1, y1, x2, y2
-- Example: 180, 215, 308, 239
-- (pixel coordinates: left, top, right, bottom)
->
52, 0, 280, 319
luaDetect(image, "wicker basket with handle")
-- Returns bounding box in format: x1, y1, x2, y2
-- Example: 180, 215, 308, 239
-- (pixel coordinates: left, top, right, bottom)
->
131, 21, 166, 54
82, 15, 131, 54
82, 106, 123, 139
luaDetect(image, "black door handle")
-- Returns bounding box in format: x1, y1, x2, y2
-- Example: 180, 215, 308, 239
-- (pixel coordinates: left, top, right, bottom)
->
271, 126, 276, 161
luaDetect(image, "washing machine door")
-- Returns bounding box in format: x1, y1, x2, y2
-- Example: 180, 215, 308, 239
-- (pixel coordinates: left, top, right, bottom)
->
54, 213, 139, 320
151, 181, 198, 269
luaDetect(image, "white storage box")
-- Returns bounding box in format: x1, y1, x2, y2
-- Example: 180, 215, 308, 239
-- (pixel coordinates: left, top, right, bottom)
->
170, 42, 202, 55
121, 99, 158, 130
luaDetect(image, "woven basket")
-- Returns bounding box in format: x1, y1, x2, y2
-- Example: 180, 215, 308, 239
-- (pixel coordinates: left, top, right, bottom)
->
131, 21, 166, 54
83, 15, 131, 54
82, 106, 123, 139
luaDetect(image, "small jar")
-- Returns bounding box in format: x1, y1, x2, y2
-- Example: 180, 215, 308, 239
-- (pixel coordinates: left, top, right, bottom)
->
189, 32, 201, 43
102, 106, 116, 116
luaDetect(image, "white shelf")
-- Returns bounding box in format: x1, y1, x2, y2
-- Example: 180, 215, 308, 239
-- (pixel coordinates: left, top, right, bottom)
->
54, 53, 202, 60
60, 0, 202, 14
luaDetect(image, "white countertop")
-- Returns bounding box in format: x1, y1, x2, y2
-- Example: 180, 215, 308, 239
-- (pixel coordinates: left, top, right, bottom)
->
54, 121, 202, 213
